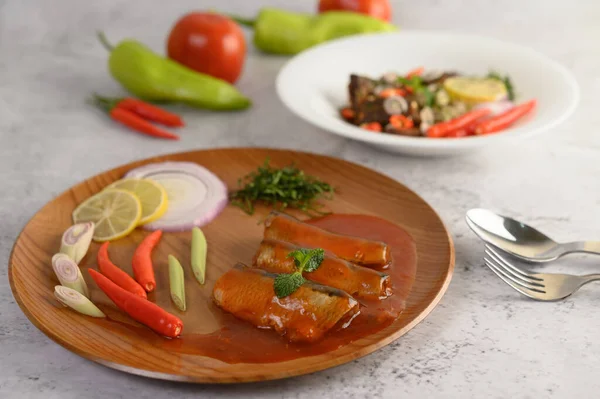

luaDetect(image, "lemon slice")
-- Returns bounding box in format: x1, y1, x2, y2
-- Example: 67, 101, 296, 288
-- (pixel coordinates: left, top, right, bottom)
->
72, 189, 142, 242
106, 178, 168, 225
444, 77, 508, 104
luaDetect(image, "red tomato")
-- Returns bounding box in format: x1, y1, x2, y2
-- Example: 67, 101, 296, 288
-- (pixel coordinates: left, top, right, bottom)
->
318, 0, 392, 22
167, 13, 246, 84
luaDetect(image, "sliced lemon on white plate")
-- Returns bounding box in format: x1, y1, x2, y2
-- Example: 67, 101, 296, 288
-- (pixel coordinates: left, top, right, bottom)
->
444, 77, 508, 104
106, 178, 168, 225
72, 189, 142, 242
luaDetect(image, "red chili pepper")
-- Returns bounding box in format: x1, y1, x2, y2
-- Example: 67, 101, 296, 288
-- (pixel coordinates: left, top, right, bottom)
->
427, 108, 491, 138
446, 127, 472, 138
132, 230, 162, 292
340, 107, 355, 121
445, 119, 482, 138
117, 98, 184, 127
360, 122, 383, 132
94, 95, 184, 127
94, 95, 180, 140
475, 99, 537, 135
111, 108, 180, 140
379, 88, 407, 98
88, 269, 183, 338
97, 242, 147, 299
389, 115, 414, 129
406, 66, 424, 78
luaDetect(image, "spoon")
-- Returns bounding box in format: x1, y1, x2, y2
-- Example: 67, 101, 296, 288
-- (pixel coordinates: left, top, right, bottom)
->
465, 208, 600, 263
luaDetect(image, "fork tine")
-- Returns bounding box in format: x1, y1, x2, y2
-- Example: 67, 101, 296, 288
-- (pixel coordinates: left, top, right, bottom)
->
484, 256, 546, 293
484, 249, 545, 287
485, 245, 543, 281
483, 258, 544, 299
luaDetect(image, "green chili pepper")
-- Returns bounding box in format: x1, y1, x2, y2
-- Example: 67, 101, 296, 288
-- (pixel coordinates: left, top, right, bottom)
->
98, 32, 251, 111
228, 8, 397, 55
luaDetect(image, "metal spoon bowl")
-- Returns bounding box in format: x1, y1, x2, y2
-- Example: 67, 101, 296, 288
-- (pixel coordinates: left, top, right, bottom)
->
465, 208, 600, 263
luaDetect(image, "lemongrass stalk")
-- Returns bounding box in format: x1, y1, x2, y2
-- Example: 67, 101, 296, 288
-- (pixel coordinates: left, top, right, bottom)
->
60, 222, 95, 264
54, 285, 105, 318
52, 253, 89, 297
168, 255, 186, 311
191, 227, 207, 284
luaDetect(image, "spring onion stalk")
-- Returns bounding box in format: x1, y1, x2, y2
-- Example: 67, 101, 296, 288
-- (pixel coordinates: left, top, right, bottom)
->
60, 222, 95, 263
168, 255, 186, 311
191, 227, 207, 285
52, 253, 89, 297
54, 285, 105, 318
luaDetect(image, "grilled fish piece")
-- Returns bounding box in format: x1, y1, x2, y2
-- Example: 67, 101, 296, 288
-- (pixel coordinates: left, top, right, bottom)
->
263, 212, 391, 267
254, 239, 392, 300
213, 263, 360, 342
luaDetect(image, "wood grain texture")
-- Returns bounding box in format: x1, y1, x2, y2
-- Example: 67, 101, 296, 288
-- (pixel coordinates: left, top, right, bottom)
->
8, 148, 454, 383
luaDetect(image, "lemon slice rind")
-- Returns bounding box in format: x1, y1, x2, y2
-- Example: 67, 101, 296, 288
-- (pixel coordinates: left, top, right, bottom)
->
72, 188, 142, 242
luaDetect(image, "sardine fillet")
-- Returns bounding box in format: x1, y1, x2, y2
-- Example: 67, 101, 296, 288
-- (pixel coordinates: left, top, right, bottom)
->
254, 239, 392, 300
213, 264, 360, 342
264, 212, 390, 267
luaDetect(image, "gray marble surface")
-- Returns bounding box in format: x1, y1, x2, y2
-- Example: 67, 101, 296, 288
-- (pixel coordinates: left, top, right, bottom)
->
1, 0, 599, 398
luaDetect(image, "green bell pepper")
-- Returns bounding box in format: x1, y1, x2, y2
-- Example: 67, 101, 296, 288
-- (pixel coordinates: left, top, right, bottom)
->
230, 8, 397, 55
98, 33, 251, 111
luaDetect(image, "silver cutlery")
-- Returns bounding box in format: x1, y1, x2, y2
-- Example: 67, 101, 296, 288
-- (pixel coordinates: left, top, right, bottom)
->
466, 208, 600, 263
483, 245, 600, 301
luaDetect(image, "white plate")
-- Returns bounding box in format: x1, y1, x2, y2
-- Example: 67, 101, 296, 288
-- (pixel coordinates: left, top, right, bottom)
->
276, 31, 579, 156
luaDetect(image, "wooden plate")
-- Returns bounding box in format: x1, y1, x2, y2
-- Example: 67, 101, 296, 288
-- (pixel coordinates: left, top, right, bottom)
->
9, 148, 454, 383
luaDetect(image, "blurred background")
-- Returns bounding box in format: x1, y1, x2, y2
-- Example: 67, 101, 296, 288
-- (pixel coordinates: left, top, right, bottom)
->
1, 1, 599, 398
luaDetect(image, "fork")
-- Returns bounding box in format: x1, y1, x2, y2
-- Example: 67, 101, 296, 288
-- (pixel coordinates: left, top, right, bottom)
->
483, 245, 600, 301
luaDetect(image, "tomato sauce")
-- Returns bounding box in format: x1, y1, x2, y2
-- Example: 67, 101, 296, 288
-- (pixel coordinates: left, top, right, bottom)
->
120, 214, 417, 363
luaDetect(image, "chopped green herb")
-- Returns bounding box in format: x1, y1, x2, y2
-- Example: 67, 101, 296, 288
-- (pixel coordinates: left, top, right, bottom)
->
397, 76, 435, 107
273, 247, 325, 298
487, 71, 515, 101
230, 159, 334, 216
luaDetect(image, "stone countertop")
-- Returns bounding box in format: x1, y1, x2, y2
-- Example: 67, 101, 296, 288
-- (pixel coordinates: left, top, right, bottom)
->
1, 0, 599, 398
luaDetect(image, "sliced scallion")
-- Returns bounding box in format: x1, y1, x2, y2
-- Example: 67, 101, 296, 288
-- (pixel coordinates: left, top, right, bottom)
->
54, 285, 105, 318
60, 222, 95, 264
168, 255, 186, 312
191, 227, 207, 285
52, 253, 89, 297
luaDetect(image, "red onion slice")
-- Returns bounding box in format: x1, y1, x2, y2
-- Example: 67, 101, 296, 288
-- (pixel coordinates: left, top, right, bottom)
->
125, 162, 228, 232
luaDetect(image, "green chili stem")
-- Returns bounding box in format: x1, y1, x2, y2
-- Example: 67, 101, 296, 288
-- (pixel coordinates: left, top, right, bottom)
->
224, 14, 256, 28
168, 255, 186, 312
191, 227, 207, 285
92, 94, 120, 112
97, 31, 115, 51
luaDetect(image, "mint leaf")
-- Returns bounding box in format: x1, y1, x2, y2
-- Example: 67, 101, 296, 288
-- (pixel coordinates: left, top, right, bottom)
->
288, 248, 310, 268
276, 248, 325, 297
287, 248, 325, 272
274, 272, 305, 298
303, 248, 325, 272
